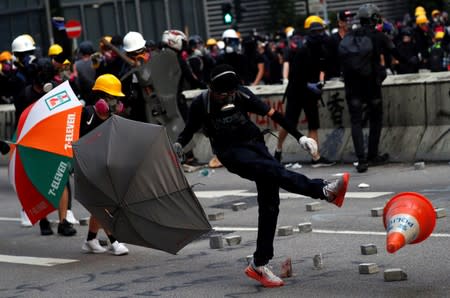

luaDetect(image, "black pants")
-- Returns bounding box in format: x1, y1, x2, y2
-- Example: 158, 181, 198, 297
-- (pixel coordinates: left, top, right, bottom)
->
344, 75, 383, 161
216, 140, 326, 266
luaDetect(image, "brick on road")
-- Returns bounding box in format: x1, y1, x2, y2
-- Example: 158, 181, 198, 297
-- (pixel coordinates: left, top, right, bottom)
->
371, 207, 384, 217
361, 244, 378, 255
384, 268, 408, 281
232, 202, 247, 211
209, 234, 223, 249
306, 202, 322, 211
359, 263, 379, 274
298, 222, 312, 233
208, 212, 224, 221
277, 226, 293, 236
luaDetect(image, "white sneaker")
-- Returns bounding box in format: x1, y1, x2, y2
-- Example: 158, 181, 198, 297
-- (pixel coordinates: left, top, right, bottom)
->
20, 210, 32, 227
82, 239, 107, 253
109, 241, 129, 256
66, 210, 80, 225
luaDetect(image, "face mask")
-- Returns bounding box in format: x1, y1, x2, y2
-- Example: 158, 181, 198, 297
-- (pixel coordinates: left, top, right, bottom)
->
95, 98, 124, 118
213, 92, 236, 112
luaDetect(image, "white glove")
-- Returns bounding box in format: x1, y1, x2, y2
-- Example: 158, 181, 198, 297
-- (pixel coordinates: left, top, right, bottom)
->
299, 136, 318, 157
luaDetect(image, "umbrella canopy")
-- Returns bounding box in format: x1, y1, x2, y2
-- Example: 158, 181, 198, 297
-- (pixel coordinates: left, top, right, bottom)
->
9, 81, 82, 224
73, 115, 211, 254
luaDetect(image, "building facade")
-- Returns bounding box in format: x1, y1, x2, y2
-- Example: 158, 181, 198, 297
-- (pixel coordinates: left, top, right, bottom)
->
0, 0, 411, 52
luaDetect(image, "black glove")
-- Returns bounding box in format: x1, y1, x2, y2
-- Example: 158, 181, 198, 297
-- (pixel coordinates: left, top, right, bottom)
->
0, 140, 10, 155
172, 142, 184, 163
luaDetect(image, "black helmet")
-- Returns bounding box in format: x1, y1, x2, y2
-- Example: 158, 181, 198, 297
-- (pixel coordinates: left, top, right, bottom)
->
188, 35, 203, 49
79, 40, 95, 55
209, 64, 239, 93
358, 3, 382, 25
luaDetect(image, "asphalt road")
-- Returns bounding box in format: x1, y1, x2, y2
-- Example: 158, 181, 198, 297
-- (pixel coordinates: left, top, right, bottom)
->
0, 162, 449, 297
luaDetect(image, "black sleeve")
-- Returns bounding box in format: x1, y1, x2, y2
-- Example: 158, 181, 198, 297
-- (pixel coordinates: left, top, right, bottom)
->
176, 95, 205, 147
270, 111, 303, 141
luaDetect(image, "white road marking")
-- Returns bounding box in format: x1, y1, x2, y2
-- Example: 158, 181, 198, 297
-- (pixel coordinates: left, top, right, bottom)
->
0, 255, 79, 266
0, 217, 20, 222
195, 190, 393, 199
213, 227, 450, 238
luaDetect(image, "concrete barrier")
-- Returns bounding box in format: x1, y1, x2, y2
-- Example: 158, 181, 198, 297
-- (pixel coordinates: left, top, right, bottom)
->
2, 72, 450, 165
183, 72, 450, 163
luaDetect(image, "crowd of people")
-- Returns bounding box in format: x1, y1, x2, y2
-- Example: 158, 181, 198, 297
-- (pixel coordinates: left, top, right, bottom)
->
0, 2, 446, 287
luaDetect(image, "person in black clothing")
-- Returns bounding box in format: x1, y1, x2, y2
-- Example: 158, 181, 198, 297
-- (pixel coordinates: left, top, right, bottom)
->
393, 27, 420, 74
174, 64, 350, 288
79, 74, 129, 256
327, 10, 356, 79
275, 16, 335, 167
342, 3, 397, 173
216, 29, 249, 85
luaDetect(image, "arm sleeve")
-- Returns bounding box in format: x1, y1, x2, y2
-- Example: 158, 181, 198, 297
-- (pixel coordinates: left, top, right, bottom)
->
176, 96, 204, 147
270, 111, 303, 141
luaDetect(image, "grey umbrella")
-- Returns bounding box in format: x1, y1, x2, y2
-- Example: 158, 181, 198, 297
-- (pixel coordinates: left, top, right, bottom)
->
73, 115, 211, 254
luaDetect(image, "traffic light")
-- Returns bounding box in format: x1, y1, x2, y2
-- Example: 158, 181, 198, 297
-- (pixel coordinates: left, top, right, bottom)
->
222, 3, 233, 25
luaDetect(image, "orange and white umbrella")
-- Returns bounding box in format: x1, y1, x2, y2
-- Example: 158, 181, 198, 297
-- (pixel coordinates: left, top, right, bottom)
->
9, 81, 82, 224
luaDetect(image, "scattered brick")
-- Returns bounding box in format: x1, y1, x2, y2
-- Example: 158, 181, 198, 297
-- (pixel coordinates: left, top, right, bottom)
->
208, 212, 224, 221
359, 263, 379, 274
361, 244, 378, 255
384, 268, 408, 281
306, 202, 322, 211
225, 235, 242, 246
298, 222, 312, 233
277, 226, 294, 236
209, 234, 224, 249
371, 207, 384, 217
232, 202, 247, 211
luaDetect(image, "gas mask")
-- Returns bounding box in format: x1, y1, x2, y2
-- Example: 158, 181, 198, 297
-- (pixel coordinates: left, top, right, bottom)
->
225, 38, 241, 54
212, 91, 236, 112
95, 98, 125, 118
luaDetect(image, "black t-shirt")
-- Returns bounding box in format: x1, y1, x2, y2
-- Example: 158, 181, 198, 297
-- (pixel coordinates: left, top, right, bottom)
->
79, 106, 105, 137
177, 86, 270, 152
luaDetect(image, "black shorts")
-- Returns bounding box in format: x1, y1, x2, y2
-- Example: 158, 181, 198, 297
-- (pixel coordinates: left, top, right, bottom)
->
284, 91, 320, 130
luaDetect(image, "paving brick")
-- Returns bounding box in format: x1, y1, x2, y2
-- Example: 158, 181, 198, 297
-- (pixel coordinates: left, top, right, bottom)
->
246, 255, 253, 265
359, 263, 379, 274
208, 212, 224, 221
298, 222, 312, 233
435, 208, 446, 218
232, 202, 247, 211
209, 234, 224, 249
384, 268, 408, 281
371, 207, 384, 217
414, 161, 425, 170
277, 226, 294, 236
361, 244, 378, 255
225, 235, 242, 246
306, 202, 322, 211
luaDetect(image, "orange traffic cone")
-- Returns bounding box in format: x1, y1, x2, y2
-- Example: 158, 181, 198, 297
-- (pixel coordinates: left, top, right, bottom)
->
383, 192, 436, 254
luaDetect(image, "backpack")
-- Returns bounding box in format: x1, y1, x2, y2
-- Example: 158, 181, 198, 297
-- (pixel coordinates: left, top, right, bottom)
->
429, 44, 445, 72
338, 30, 374, 76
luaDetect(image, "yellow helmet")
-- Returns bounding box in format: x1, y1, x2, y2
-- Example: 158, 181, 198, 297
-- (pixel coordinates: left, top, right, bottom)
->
416, 14, 429, 25
304, 15, 325, 29
206, 38, 217, 46
48, 44, 63, 56
0, 51, 13, 62
415, 6, 426, 16
432, 10, 441, 17
435, 31, 445, 40
92, 74, 125, 97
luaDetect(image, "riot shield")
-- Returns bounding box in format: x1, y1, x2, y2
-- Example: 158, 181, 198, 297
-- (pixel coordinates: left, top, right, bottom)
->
142, 49, 184, 142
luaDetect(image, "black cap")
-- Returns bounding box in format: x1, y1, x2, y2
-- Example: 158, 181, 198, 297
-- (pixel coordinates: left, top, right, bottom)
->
79, 40, 95, 55
338, 10, 356, 22
210, 64, 240, 92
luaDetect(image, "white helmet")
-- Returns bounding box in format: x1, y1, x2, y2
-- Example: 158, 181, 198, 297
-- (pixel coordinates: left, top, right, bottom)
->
222, 29, 238, 39
11, 34, 36, 53
123, 31, 146, 52
161, 30, 186, 51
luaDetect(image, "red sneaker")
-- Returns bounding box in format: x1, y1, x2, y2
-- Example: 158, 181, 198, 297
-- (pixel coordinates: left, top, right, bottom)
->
245, 264, 285, 288
324, 172, 350, 207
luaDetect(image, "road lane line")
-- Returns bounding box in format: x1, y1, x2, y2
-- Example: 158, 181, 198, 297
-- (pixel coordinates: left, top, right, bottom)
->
0, 255, 79, 266
213, 227, 450, 238
195, 190, 393, 199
